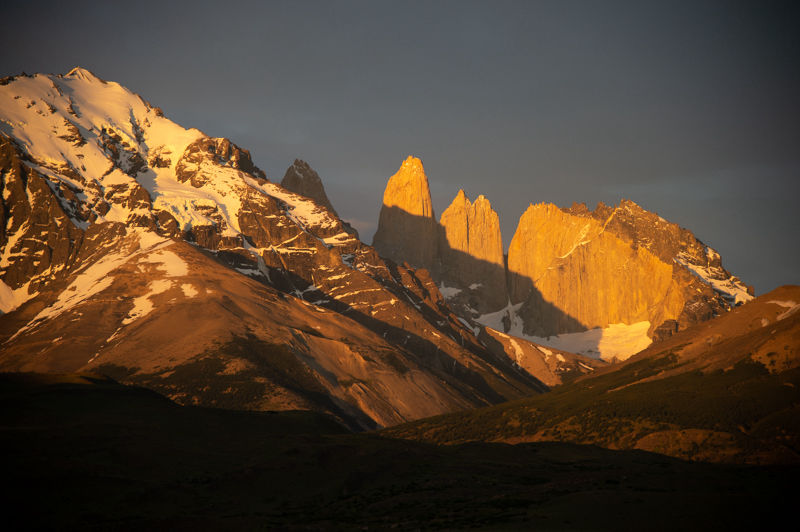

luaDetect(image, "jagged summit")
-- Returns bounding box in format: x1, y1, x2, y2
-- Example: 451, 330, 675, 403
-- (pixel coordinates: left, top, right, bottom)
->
400, 154, 425, 172
280, 159, 337, 214
439, 189, 507, 313
440, 190, 503, 267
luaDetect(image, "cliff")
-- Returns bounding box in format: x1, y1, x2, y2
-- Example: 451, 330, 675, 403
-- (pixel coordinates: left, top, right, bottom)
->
438, 190, 507, 313
372, 156, 439, 269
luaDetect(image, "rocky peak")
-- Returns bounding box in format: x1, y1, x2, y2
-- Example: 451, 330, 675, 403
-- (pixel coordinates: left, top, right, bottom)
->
1, 72, 547, 427
280, 159, 337, 215
380, 156, 434, 218
64, 67, 104, 83
440, 191, 503, 268
372, 156, 439, 268
438, 190, 507, 313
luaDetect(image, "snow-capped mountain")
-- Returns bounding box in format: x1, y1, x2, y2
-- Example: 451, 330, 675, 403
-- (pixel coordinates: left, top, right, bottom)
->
0, 68, 552, 428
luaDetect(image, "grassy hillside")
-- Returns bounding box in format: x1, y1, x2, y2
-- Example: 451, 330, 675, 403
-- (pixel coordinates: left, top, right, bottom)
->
382, 353, 800, 463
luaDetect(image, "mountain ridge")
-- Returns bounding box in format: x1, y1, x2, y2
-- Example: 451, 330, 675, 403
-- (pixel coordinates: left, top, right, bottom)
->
372, 156, 753, 361
0, 68, 547, 428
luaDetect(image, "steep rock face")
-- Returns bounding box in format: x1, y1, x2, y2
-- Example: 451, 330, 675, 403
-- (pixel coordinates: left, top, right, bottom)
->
438, 190, 507, 313
507, 200, 750, 339
372, 156, 439, 269
281, 159, 337, 214
508, 203, 604, 305
0, 69, 545, 428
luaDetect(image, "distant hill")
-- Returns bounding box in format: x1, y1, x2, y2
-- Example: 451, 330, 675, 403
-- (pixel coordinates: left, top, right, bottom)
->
382, 286, 800, 464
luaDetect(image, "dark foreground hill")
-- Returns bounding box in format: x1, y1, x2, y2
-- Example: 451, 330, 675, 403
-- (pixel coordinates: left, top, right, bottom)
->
2, 372, 796, 530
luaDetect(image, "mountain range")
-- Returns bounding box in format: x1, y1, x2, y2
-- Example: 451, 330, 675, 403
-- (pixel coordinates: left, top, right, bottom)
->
0, 67, 568, 429
1, 68, 797, 528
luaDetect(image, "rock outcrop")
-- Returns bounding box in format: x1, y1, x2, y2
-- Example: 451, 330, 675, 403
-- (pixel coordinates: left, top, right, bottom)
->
372, 156, 439, 269
438, 190, 507, 313
281, 159, 337, 215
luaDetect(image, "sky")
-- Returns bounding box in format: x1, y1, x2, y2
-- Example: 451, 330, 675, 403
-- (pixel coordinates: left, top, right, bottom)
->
1, 0, 798, 293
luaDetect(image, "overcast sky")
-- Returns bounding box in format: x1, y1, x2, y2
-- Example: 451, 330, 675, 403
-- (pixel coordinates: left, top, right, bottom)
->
2, 0, 798, 293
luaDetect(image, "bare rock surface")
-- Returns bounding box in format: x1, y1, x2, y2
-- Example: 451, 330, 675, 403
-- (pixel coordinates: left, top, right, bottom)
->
438, 190, 507, 313
372, 156, 439, 268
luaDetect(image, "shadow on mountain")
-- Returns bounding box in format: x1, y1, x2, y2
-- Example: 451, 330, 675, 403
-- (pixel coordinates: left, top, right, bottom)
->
213, 247, 550, 406
373, 206, 588, 337
273, 265, 549, 401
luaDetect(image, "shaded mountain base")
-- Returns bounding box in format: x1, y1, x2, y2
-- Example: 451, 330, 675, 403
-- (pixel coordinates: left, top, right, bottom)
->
2, 373, 795, 531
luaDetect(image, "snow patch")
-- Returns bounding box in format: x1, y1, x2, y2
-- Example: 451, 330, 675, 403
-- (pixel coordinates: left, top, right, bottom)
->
536, 345, 553, 358
767, 300, 800, 321
508, 337, 524, 365
140, 249, 188, 276
181, 283, 198, 297
475, 301, 525, 334
768, 300, 797, 308
476, 303, 652, 361
122, 279, 173, 325
529, 322, 652, 362
777, 305, 800, 321
439, 282, 462, 299
0, 280, 37, 314
675, 250, 753, 305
